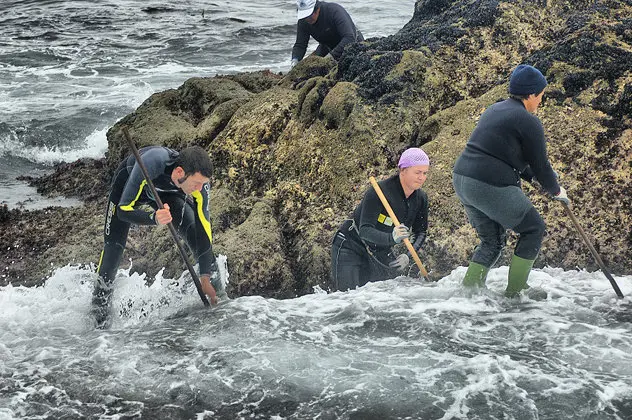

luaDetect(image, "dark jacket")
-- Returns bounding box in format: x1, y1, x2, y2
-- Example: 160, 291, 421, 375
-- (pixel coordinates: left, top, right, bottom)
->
292, 2, 361, 61
453, 98, 560, 196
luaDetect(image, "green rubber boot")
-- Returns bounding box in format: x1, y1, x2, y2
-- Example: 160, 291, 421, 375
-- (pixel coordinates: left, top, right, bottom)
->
505, 254, 536, 298
463, 261, 490, 288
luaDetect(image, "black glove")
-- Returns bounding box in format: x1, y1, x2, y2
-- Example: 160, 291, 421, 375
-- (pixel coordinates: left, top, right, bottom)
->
411, 232, 426, 252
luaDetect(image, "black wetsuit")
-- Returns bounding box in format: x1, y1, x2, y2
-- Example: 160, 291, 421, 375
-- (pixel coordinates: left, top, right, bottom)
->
453, 98, 561, 264
292, 1, 364, 61
331, 174, 428, 291
96, 146, 216, 285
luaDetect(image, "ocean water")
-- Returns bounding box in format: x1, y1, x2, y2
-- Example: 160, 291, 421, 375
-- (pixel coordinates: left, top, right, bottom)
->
1, 264, 631, 419
0, 0, 415, 208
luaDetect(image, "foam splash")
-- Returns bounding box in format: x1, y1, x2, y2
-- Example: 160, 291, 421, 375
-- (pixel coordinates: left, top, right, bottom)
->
0, 254, 229, 331
1, 264, 632, 418
0, 126, 108, 165
111, 254, 230, 328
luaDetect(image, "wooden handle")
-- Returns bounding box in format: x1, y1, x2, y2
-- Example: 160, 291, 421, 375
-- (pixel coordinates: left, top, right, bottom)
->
562, 202, 623, 298
369, 176, 429, 278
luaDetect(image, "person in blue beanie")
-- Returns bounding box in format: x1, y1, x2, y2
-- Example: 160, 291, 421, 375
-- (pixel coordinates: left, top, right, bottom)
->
452, 64, 570, 297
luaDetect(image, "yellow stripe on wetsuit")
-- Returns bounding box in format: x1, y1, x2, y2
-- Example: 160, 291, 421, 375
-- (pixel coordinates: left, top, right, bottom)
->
119, 179, 147, 212
191, 190, 213, 243
96, 250, 105, 274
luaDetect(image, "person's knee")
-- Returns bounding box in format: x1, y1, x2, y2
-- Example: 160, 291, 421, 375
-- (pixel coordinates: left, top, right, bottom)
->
515, 208, 545, 241
473, 232, 506, 267
96, 242, 125, 282
314, 44, 329, 57
331, 243, 363, 291
513, 208, 546, 259
332, 262, 360, 291
335, 274, 357, 292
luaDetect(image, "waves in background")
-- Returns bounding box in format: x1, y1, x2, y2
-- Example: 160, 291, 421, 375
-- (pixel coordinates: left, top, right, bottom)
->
0, 0, 415, 207
0, 0, 414, 164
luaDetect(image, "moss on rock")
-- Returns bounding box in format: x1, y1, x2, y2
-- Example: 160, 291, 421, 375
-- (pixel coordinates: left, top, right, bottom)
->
213, 200, 294, 298
6, 0, 632, 296
320, 81, 358, 129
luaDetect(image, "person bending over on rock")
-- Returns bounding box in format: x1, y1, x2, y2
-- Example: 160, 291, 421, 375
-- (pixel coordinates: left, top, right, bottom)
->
331, 148, 430, 291
452, 64, 570, 297
291, 0, 363, 68
92, 145, 222, 327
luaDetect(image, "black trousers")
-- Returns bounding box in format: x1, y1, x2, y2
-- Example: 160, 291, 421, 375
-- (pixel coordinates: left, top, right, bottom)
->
330, 231, 394, 292
453, 173, 546, 266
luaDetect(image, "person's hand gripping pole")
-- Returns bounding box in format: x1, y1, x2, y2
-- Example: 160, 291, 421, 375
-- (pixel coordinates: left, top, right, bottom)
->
369, 176, 429, 280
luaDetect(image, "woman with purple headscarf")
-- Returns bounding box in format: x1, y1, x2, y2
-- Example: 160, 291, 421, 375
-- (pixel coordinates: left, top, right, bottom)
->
331, 148, 430, 291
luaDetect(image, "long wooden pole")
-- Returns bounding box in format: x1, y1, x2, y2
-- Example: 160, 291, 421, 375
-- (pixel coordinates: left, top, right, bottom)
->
121, 126, 210, 306
369, 176, 429, 279
562, 202, 623, 298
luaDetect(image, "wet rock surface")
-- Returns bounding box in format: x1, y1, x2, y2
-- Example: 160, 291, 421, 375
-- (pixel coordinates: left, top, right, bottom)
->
3, 0, 631, 297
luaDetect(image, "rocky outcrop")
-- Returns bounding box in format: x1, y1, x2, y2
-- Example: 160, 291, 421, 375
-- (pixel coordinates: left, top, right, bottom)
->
2, 0, 631, 297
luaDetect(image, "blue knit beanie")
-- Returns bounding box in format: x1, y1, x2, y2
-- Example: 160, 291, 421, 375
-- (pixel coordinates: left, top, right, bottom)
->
509, 65, 547, 96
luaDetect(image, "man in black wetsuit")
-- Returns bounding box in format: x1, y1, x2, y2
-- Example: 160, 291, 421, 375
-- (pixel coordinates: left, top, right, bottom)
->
92, 145, 222, 326
452, 64, 570, 297
291, 0, 363, 67
331, 148, 430, 291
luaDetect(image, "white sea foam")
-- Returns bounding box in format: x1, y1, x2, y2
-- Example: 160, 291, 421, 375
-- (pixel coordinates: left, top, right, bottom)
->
0, 126, 108, 164
2, 263, 631, 418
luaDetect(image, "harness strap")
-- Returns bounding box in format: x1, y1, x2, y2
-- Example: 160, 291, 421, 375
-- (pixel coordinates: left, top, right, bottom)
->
341, 219, 392, 270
